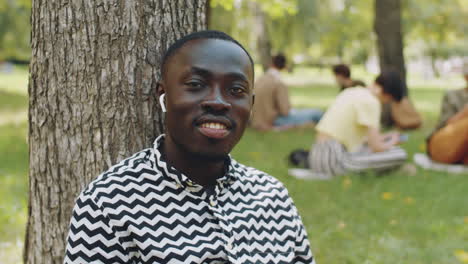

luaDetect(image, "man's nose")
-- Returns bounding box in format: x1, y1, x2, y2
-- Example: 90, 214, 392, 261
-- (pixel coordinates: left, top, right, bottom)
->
201, 88, 232, 112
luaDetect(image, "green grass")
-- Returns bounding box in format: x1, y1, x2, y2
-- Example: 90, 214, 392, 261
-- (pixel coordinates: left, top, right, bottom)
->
0, 67, 467, 263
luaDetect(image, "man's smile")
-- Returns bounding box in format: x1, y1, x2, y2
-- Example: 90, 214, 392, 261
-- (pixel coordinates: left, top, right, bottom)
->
195, 116, 233, 139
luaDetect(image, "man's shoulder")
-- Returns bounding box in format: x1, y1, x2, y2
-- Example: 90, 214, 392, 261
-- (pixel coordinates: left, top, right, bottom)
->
349, 87, 378, 104
232, 160, 286, 190
82, 148, 158, 198
255, 71, 285, 89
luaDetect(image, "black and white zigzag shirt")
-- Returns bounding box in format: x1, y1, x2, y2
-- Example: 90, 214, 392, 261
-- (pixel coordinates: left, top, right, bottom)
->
64, 135, 315, 264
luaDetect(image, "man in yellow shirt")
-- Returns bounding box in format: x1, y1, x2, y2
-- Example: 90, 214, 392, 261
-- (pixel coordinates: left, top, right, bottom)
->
308, 70, 407, 176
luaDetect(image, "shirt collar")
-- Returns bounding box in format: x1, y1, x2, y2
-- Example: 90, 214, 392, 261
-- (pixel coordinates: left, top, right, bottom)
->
152, 134, 238, 194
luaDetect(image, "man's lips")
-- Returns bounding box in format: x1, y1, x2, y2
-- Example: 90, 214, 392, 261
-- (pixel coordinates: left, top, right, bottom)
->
195, 116, 234, 139
198, 122, 230, 139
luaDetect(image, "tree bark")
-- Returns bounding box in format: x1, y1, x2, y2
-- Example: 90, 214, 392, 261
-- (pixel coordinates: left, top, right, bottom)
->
25, 1, 206, 263
374, 0, 406, 82
253, 3, 272, 71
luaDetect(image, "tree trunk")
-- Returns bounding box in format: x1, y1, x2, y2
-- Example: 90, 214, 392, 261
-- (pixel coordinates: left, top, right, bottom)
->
25, 1, 206, 263
253, 3, 272, 71
206, 0, 211, 28
374, 0, 406, 83
429, 51, 440, 78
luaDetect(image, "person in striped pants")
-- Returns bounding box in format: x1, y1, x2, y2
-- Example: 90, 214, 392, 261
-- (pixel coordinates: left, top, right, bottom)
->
308, 70, 408, 177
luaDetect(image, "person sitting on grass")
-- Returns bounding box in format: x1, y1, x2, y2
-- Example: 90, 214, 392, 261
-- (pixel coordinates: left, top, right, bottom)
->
307, 70, 408, 176
250, 54, 323, 131
332, 64, 366, 91
427, 66, 468, 165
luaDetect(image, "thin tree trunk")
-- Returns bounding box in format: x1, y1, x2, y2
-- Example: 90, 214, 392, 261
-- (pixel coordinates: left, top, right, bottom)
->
25, 1, 206, 263
430, 51, 440, 78
253, 3, 272, 71
374, 0, 407, 83
206, 0, 211, 28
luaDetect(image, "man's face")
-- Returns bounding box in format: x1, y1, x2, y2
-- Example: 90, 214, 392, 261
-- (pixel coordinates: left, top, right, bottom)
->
334, 74, 347, 86
160, 39, 254, 161
371, 82, 393, 103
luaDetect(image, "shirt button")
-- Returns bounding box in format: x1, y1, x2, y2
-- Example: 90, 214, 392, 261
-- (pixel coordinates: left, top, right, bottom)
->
210, 200, 217, 207
226, 242, 233, 250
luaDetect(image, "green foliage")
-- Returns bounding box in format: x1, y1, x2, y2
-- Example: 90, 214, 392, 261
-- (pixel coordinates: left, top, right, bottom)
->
404, 0, 468, 59
0, 0, 31, 61
211, 0, 466, 68
211, 0, 297, 18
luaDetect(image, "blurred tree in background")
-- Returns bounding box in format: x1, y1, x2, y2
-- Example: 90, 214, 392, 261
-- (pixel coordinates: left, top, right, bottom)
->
209, 0, 467, 73
404, 0, 468, 77
0, 0, 31, 62
374, 0, 406, 81
1, 0, 467, 72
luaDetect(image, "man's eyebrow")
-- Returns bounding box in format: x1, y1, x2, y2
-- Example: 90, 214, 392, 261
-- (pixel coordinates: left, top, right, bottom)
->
190, 66, 249, 83
190, 66, 213, 78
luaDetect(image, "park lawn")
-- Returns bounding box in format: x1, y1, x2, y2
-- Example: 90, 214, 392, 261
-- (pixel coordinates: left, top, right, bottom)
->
0, 68, 467, 263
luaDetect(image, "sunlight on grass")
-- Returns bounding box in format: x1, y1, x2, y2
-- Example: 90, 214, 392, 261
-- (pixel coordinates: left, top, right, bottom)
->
0, 110, 28, 126
0, 67, 28, 95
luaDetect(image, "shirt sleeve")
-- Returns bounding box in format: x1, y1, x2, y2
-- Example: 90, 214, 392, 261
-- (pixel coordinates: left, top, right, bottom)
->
354, 96, 381, 129
288, 196, 316, 264
275, 81, 291, 116
64, 191, 129, 264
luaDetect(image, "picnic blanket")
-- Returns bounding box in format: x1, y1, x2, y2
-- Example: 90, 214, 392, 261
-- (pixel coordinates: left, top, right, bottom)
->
413, 153, 468, 174
288, 168, 333, 180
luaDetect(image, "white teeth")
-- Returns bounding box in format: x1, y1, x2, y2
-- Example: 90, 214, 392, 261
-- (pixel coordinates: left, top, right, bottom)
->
201, 122, 227, 130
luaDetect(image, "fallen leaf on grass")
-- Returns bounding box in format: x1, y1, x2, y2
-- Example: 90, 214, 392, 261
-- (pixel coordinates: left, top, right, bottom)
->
419, 143, 426, 152
342, 178, 352, 189
404, 196, 415, 205
248, 152, 262, 160
381, 192, 394, 200
454, 249, 468, 263
337, 221, 346, 230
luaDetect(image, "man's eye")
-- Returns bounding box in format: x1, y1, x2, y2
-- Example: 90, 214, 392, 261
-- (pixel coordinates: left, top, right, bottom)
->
231, 86, 246, 94
186, 81, 204, 89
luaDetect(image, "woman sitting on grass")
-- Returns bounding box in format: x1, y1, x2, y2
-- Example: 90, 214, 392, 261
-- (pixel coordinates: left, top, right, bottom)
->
427, 67, 468, 165
307, 70, 408, 176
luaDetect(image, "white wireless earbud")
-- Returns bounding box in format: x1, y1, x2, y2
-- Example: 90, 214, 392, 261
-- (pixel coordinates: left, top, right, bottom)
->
159, 94, 166, 113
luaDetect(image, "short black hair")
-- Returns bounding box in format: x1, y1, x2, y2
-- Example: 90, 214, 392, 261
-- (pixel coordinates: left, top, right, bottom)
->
161, 30, 254, 77
332, 64, 351, 78
375, 70, 405, 102
272, 54, 286, 69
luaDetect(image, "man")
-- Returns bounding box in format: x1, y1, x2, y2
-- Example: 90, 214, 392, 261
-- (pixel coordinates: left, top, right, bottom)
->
332, 64, 366, 91
64, 31, 315, 263
427, 65, 468, 164
308, 70, 407, 176
250, 54, 323, 131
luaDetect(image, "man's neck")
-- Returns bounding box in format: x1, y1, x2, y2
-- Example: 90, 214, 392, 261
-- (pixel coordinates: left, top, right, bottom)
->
343, 78, 354, 88
162, 137, 226, 187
